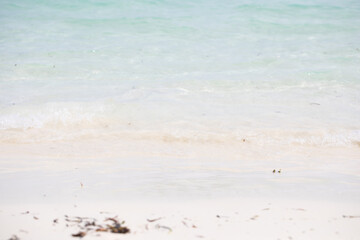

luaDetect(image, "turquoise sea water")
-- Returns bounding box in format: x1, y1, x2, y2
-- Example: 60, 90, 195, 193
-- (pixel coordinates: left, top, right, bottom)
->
0, 0, 360, 146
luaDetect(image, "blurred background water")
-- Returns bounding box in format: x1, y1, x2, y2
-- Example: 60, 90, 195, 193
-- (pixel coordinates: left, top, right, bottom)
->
0, 0, 360, 146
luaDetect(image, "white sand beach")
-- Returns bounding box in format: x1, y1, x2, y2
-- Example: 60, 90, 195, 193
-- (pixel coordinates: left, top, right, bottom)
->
1, 198, 360, 240
1, 0, 360, 239
1, 141, 360, 239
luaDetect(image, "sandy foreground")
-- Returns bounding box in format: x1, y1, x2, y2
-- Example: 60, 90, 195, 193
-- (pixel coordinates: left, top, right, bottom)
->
1, 199, 360, 240
1, 140, 360, 239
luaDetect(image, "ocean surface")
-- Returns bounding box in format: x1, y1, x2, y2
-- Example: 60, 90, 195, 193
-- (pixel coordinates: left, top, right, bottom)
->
1, 0, 360, 147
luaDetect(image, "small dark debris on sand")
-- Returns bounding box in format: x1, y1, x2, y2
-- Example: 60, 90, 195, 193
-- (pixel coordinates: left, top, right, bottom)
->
84, 221, 96, 227
95, 227, 108, 232
106, 218, 130, 233
65, 216, 82, 223
8, 235, 20, 240
155, 224, 172, 232
147, 217, 162, 222
182, 218, 197, 228
72, 232, 86, 238
343, 215, 360, 218
68, 216, 130, 238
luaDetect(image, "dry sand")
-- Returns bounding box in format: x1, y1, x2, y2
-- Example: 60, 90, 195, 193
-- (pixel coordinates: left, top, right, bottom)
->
1, 199, 360, 240
1, 140, 360, 239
